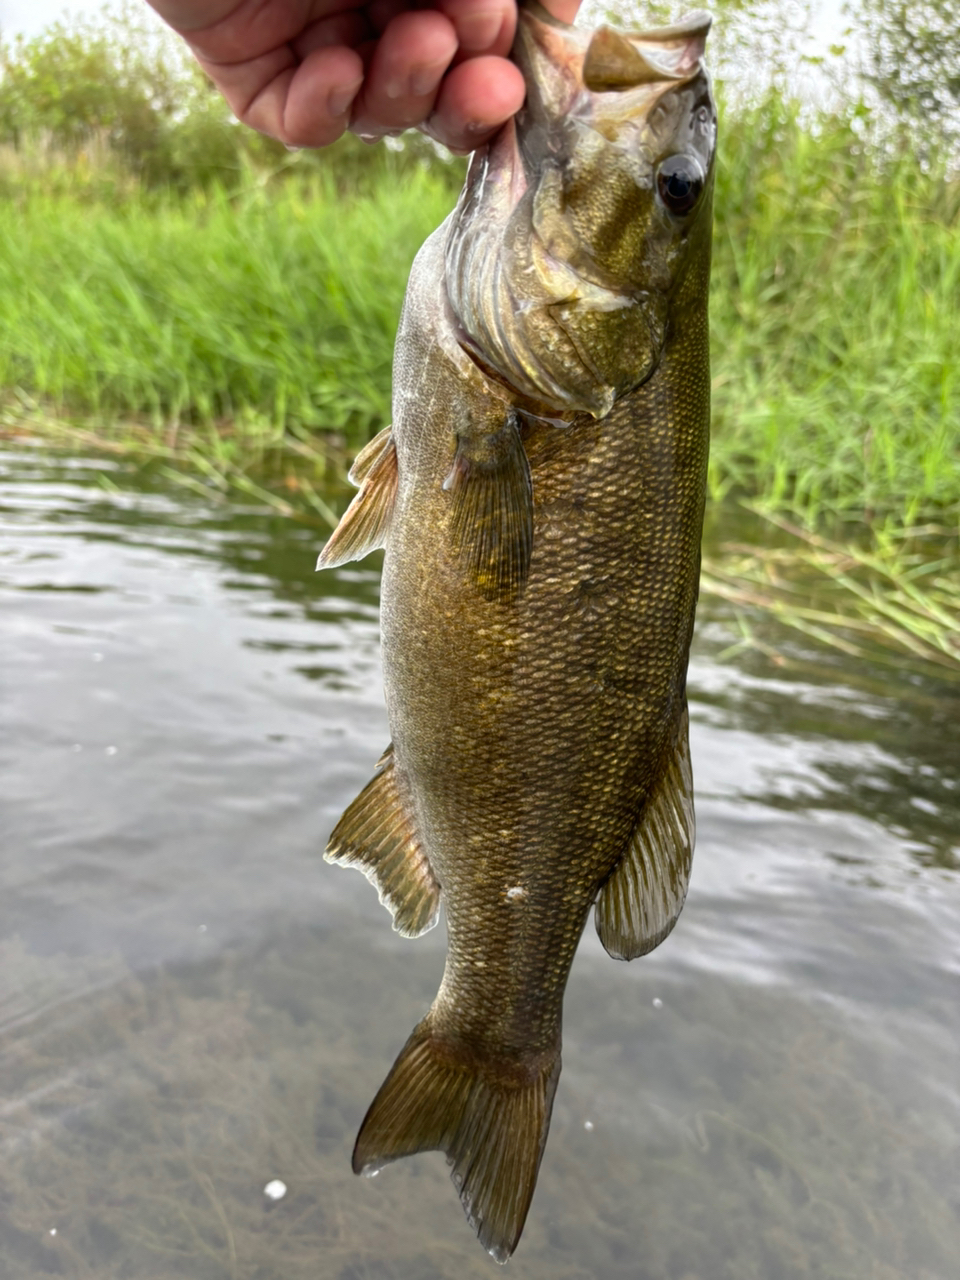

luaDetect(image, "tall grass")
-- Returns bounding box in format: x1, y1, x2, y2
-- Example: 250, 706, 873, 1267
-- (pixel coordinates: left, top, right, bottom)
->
702, 511, 960, 679
0, 168, 453, 438
3, 102, 957, 669
2, 96, 957, 536
711, 97, 960, 526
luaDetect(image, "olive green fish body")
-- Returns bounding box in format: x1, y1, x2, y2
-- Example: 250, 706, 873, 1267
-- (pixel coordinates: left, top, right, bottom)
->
384, 222, 709, 1048
318, 4, 716, 1262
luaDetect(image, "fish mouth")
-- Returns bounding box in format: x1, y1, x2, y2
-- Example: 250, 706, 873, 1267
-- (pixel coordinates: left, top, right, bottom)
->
514, 3, 711, 121
582, 12, 713, 90
462, 114, 528, 221
460, 6, 713, 228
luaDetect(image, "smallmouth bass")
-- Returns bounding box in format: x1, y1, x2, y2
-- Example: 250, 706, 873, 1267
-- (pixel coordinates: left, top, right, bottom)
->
317, 1, 716, 1262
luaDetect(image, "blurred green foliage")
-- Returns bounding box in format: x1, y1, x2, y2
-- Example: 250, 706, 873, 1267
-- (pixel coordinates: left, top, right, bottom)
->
710, 91, 959, 524
857, 0, 960, 152
0, 172, 454, 439
0, 2, 259, 188
3, 1, 958, 186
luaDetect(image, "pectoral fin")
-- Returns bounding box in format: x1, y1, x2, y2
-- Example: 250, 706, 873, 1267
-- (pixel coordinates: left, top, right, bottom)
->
316, 429, 398, 569
595, 707, 695, 960
445, 415, 533, 603
348, 425, 393, 486
325, 745, 440, 938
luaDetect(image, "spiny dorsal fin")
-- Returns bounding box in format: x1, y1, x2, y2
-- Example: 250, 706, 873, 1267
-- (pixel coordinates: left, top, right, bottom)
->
595, 706, 695, 960
353, 1015, 561, 1264
325, 745, 440, 938
316, 429, 398, 570
444, 414, 533, 604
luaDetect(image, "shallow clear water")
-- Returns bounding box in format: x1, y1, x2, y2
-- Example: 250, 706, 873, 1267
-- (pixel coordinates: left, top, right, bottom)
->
1, 446, 957, 1280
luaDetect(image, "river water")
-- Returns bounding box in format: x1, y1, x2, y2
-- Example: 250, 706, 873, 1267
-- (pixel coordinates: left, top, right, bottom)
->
1, 445, 957, 1280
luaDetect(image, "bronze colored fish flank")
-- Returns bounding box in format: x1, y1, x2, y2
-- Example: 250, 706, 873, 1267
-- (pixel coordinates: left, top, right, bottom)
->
317, 1, 717, 1262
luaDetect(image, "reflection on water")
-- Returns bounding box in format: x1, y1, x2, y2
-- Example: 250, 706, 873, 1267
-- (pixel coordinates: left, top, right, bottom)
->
1, 446, 958, 1280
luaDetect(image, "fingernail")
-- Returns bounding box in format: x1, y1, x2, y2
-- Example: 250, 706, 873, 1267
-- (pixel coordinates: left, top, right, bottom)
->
386, 57, 449, 101
459, 7, 503, 53
329, 79, 362, 118
410, 63, 445, 97
465, 121, 496, 140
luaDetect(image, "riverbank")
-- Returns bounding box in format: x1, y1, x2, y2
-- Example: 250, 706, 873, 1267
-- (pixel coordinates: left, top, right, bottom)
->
3, 97, 957, 528
2, 96, 958, 671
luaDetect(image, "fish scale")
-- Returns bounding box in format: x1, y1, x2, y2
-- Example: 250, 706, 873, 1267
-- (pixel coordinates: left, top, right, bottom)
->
318, 1, 716, 1261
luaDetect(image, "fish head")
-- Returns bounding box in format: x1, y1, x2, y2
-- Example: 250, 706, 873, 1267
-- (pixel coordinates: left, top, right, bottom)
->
516, 4, 717, 292
444, 4, 717, 416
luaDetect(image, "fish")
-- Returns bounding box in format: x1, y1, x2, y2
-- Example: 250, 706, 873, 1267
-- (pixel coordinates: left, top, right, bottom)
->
316, 0, 717, 1263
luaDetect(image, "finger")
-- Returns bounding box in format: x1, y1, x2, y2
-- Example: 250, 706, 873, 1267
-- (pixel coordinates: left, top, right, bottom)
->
155, 0, 364, 57
422, 54, 525, 153
367, 0, 412, 37
199, 42, 365, 147
291, 10, 373, 60
537, 0, 581, 21
350, 10, 458, 140
435, 0, 515, 59
145, 0, 243, 35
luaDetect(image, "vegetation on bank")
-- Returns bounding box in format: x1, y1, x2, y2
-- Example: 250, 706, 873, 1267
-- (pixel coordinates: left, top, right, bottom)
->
1, 3, 957, 671
0, 171, 450, 440
3, 101, 957, 530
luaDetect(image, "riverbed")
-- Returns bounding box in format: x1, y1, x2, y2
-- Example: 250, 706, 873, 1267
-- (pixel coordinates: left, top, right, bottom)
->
1, 445, 957, 1279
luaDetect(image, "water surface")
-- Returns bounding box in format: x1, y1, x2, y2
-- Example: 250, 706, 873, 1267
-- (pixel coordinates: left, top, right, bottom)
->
1, 446, 957, 1279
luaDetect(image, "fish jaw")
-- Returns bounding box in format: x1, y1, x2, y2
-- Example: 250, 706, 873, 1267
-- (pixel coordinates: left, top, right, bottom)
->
444, 6, 717, 417
513, 4, 712, 143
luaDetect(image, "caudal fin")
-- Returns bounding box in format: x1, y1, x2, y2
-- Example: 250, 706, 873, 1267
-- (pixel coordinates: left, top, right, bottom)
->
353, 1017, 560, 1263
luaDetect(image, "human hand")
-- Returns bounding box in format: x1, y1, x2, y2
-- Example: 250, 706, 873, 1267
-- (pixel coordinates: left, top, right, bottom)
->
147, 1, 581, 154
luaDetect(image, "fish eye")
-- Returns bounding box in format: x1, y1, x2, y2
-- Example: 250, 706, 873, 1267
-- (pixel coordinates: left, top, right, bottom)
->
656, 155, 705, 216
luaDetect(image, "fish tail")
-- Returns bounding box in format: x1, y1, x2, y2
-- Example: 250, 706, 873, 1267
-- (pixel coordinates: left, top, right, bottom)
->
352, 1016, 561, 1264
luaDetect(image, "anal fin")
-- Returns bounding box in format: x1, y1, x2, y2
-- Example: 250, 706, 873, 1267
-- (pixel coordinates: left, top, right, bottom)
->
316, 429, 398, 570
595, 706, 696, 960
445, 414, 533, 604
325, 745, 440, 937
